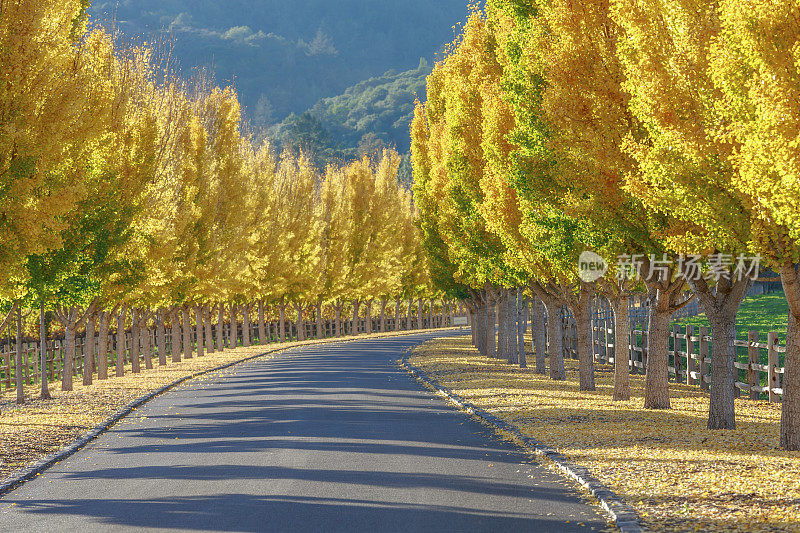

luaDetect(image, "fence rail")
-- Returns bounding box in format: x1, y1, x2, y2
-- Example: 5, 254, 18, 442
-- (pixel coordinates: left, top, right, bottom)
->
556, 299, 786, 403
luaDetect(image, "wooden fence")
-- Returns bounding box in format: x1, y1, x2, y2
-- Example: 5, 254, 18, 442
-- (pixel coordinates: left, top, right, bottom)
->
0, 311, 452, 393
556, 299, 785, 403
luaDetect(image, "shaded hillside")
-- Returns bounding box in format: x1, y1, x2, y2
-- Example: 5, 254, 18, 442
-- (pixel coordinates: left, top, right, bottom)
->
89, 1, 467, 124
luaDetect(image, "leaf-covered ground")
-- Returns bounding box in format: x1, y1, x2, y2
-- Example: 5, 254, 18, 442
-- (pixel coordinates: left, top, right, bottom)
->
409, 336, 800, 533
0, 329, 438, 483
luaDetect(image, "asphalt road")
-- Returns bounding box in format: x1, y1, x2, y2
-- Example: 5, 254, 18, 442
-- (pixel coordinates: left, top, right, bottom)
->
0, 331, 608, 532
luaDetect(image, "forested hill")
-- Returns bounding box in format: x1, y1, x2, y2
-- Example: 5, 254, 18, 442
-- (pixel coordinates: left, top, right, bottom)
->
89, 0, 467, 127
270, 60, 432, 166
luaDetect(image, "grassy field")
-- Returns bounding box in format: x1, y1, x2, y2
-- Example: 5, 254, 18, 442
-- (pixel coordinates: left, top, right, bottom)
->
409, 336, 800, 532
676, 290, 789, 344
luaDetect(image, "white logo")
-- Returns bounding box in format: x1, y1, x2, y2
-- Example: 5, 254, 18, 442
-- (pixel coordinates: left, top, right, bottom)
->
578, 251, 608, 282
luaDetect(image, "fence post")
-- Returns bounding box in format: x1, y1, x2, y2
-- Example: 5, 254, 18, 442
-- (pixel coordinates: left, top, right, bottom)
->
748, 331, 760, 400
673, 325, 683, 383
767, 332, 780, 403
686, 325, 696, 386
700, 327, 710, 391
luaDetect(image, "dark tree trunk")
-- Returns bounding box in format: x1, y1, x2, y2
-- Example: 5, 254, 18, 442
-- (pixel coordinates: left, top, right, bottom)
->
486, 292, 496, 358
40, 304, 51, 399
497, 289, 508, 361
316, 300, 323, 339
157, 310, 167, 366
116, 307, 127, 377
15, 306, 24, 404
217, 305, 225, 351
84, 312, 96, 386
532, 299, 547, 374
182, 307, 192, 360
279, 303, 286, 342
259, 301, 267, 344
204, 306, 214, 355
242, 304, 251, 347
98, 312, 110, 380
195, 305, 205, 356
171, 308, 182, 363
518, 292, 527, 369
131, 309, 141, 373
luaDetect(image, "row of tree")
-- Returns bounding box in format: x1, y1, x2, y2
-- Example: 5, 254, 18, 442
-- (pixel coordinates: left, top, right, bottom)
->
0, 1, 438, 400
411, 0, 800, 450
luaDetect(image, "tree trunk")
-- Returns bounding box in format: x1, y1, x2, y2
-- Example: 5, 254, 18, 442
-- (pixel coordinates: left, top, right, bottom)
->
706, 313, 737, 429
687, 275, 753, 429
365, 301, 373, 334
157, 310, 167, 366
380, 299, 387, 332
316, 300, 323, 339
15, 306, 24, 404
279, 303, 286, 342
240, 304, 250, 347
507, 291, 518, 364
84, 312, 96, 386
259, 301, 267, 344
518, 292, 527, 368
217, 305, 225, 351
778, 262, 800, 450
171, 308, 181, 363
540, 296, 566, 381
296, 306, 304, 341
144, 322, 154, 370
40, 304, 51, 399
352, 300, 360, 335
468, 307, 476, 346
131, 309, 141, 373
395, 299, 401, 331
476, 300, 487, 356
572, 283, 595, 391
61, 313, 76, 391
611, 296, 631, 401
182, 308, 192, 360
116, 307, 127, 377
417, 299, 424, 329
195, 305, 205, 356
486, 293, 497, 358
335, 304, 342, 337
204, 306, 214, 355
98, 312, 110, 379
497, 290, 508, 360
531, 300, 547, 374
228, 305, 237, 348
782, 310, 800, 450
644, 302, 673, 409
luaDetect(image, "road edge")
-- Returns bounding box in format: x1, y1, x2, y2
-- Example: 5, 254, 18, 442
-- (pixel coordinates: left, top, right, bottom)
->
399, 347, 646, 533
0, 328, 458, 498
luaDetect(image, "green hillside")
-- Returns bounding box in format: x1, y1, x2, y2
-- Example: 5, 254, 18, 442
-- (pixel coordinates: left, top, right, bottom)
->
270, 60, 431, 166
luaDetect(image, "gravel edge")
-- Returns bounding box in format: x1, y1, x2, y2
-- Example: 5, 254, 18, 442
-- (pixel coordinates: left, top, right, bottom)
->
0, 328, 457, 498
399, 352, 647, 533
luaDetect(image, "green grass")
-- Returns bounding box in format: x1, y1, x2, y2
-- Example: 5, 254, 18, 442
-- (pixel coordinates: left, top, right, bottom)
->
673, 290, 788, 385
676, 290, 788, 344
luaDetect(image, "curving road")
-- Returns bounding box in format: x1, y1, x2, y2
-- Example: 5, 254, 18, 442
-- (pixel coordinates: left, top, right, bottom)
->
0, 332, 607, 532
